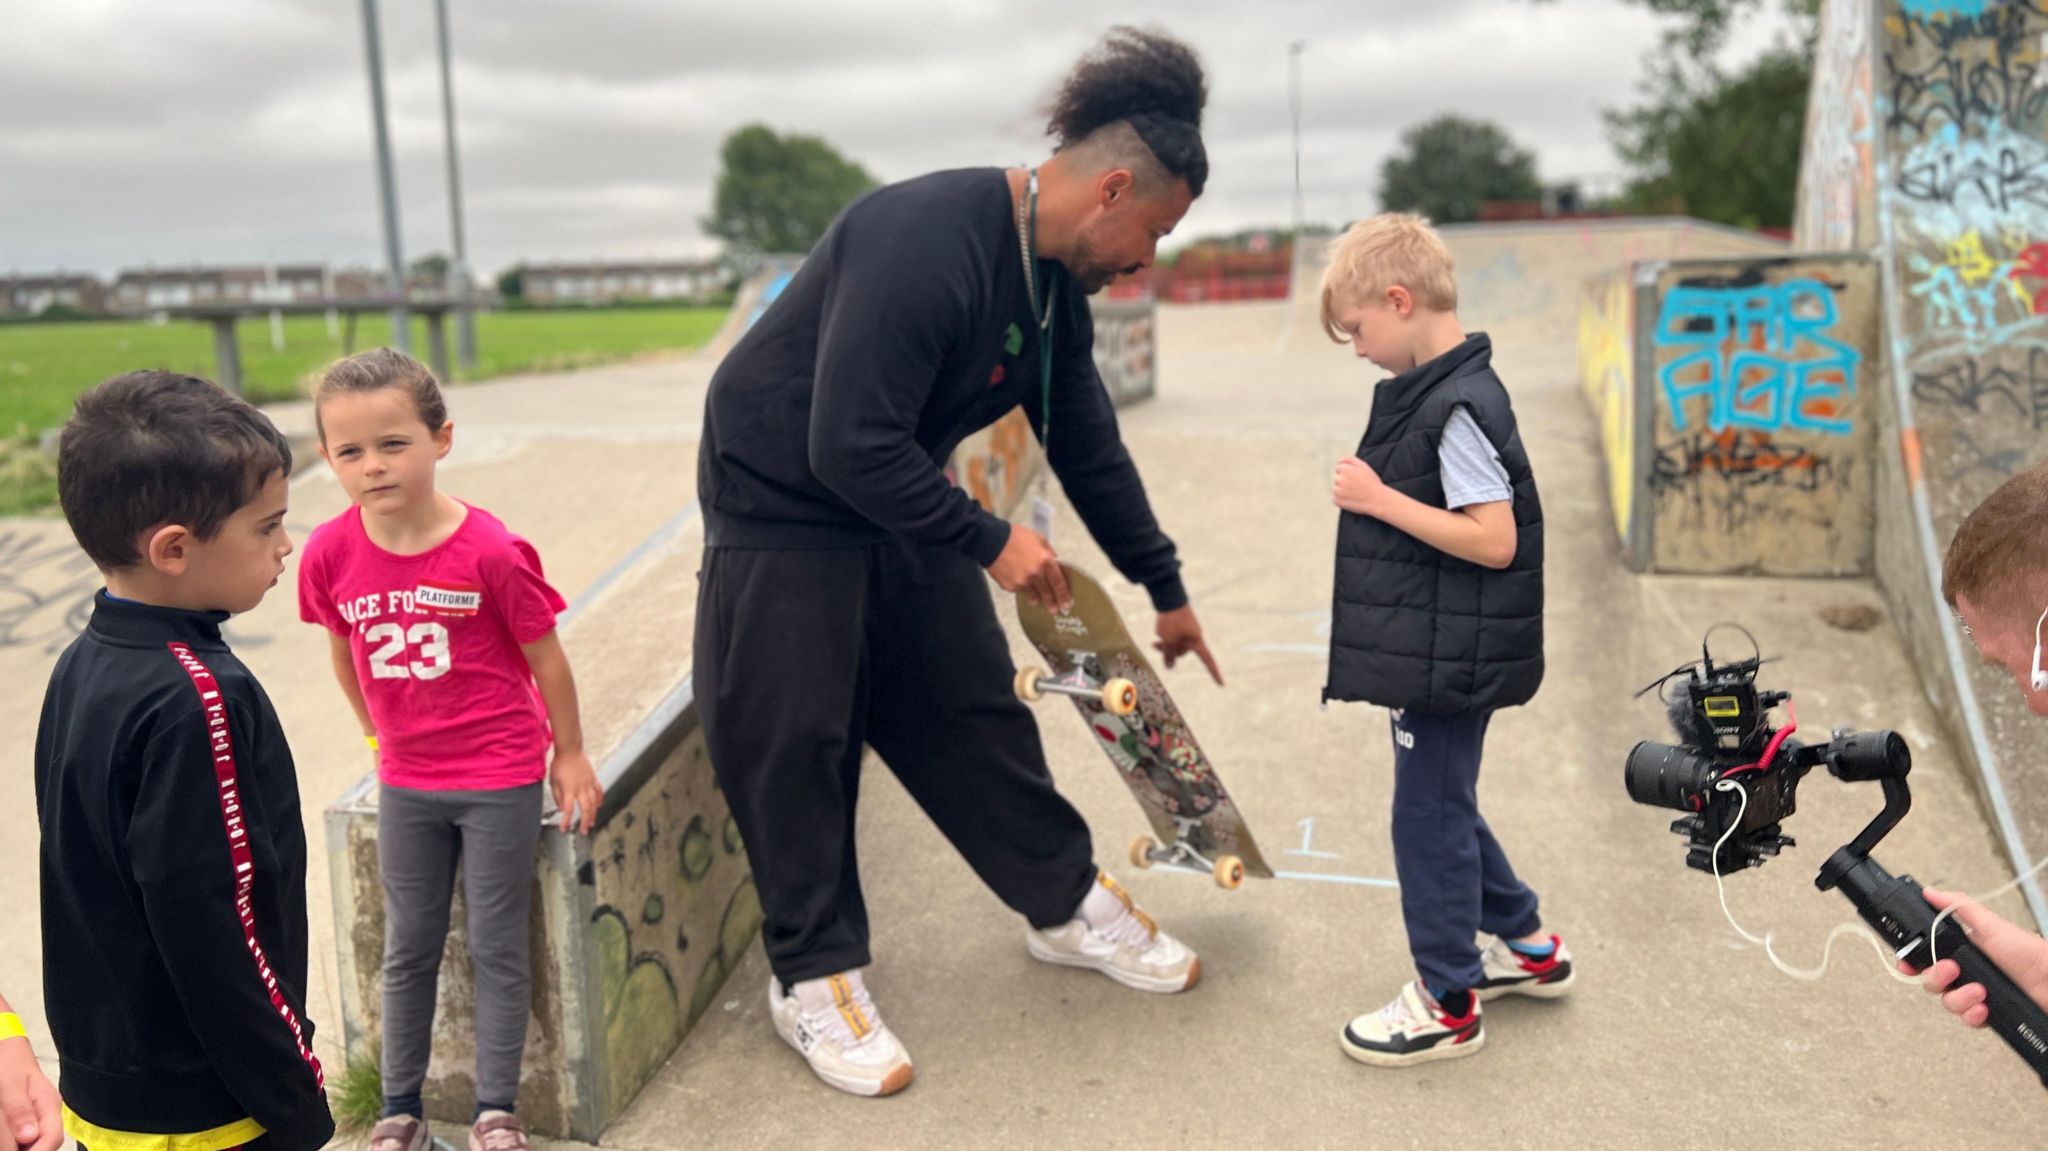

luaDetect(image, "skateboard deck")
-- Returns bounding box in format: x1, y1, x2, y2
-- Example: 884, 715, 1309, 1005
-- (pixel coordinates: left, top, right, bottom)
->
1013, 563, 1272, 886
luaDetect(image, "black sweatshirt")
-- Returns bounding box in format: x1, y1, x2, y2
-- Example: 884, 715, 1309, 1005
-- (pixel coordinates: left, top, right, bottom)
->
698, 167, 1186, 611
35, 592, 332, 1150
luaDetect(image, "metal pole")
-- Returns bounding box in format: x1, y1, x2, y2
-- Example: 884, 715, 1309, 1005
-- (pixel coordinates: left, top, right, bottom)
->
434, 0, 476, 373
359, 0, 410, 353
1288, 40, 1307, 240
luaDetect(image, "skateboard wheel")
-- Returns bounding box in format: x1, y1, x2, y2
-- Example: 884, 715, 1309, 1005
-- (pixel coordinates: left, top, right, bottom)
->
1102, 678, 1139, 717
1128, 835, 1157, 870
1014, 666, 1046, 703
1214, 855, 1245, 891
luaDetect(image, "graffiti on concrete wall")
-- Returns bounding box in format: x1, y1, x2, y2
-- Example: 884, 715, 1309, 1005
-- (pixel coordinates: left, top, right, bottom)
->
1889, 0, 2048, 501
589, 736, 760, 1118
1653, 275, 1862, 438
1799, 0, 1877, 249
1091, 301, 1156, 406
1648, 428, 1842, 535
1578, 273, 1636, 544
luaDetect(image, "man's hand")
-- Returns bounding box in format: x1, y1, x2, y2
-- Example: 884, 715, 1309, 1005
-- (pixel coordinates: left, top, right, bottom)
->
988, 526, 1071, 611
1903, 887, 2048, 1026
0, 1035, 61, 1151
1155, 604, 1223, 686
1333, 456, 1388, 518
549, 748, 604, 836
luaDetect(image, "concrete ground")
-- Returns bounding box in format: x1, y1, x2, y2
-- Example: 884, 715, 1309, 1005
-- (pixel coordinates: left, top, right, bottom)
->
598, 300, 2039, 1148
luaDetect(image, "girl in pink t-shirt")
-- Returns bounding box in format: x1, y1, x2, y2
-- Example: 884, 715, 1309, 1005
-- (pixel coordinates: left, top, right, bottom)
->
297, 349, 601, 1150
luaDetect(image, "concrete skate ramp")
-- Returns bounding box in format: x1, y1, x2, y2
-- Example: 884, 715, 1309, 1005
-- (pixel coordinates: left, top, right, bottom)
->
1797, 0, 2048, 923
699, 256, 801, 360
1283, 218, 1785, 377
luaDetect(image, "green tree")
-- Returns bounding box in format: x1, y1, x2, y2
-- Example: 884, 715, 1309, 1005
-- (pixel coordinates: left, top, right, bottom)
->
408, 252, 450, 289
1609, 47, 1811, 228
1377, 115, 1543, 224
496, 264, 526, 302
1535, 0, 1820, 228
704, 124, 880, 256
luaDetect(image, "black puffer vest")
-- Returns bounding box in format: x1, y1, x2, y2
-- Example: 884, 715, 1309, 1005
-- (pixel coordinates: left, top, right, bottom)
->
1323, 334, 1544, 714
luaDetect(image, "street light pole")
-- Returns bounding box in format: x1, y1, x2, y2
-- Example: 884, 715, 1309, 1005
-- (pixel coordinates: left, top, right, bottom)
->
358, 0, 410, 352
434, 0, 476, 373
1288, 39, 1308, 241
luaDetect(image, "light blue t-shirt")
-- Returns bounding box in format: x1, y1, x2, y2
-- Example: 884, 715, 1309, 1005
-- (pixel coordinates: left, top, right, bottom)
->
1440, 407, 1512, 510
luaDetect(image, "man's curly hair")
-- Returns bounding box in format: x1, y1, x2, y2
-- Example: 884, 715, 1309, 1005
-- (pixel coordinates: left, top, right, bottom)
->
1046, 27, 1208, 197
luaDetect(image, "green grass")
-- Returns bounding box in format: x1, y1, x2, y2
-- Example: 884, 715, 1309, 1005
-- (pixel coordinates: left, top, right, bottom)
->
329, 1047, 384, 1133
0, 305, 723, 437
0, 305, 723, 511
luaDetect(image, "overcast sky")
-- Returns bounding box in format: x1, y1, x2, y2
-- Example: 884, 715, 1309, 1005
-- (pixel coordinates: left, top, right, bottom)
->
0, 0, 1793, 278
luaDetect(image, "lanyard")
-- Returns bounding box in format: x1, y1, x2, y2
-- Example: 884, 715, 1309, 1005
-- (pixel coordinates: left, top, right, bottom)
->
1020, 169, 1058, 457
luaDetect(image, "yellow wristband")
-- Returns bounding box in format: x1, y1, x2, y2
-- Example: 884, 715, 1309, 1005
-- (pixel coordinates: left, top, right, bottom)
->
365, 735, 379, 752
0, 1012, 25, 1041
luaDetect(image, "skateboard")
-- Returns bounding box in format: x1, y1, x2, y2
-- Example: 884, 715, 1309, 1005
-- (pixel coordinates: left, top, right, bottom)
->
1012, 562, 1272, 888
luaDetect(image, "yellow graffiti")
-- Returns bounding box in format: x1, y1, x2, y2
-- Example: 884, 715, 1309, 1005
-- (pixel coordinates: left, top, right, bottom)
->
1945, 231, 1999, 286
1578, 276, 1635, 544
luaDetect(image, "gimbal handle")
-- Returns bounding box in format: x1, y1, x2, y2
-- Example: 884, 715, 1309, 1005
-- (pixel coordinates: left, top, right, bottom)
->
1823, 850, 2048, 1087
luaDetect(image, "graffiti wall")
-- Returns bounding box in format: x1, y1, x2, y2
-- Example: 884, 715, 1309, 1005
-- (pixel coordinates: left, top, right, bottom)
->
1870, 0, 2048, 916
1797, 0, 1881, 250
1578, 268, 1638, 549
1644, 258, 1880, 573
1091, 297, 1157, 406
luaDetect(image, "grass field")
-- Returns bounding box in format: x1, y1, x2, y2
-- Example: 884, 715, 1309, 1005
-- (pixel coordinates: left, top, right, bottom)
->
0, 305, 723, 439
0, 305, 723, 514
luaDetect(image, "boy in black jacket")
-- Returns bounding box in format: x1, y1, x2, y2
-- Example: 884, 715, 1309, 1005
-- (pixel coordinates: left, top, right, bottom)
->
1319, 215, 1574, 1068
34, 371, 332, 1149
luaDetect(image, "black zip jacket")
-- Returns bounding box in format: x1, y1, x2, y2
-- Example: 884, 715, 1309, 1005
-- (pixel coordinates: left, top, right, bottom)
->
35, 592, 332, 1150
698, 167, 1186, 611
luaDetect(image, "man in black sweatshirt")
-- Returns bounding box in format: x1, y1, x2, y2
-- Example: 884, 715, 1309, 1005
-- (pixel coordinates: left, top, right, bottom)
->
35, 371, 332, 1150
695, 28, 1221, 1097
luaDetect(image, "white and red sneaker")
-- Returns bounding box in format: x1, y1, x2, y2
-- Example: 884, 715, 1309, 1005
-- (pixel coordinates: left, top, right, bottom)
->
1475, 934, 1575, 1001
1340, 981, 1484, 1067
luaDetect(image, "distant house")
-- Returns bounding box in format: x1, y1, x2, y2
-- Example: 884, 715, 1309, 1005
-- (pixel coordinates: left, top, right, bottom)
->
519, 259, 724, 305
1, 273, 107, 316
110, 264, 331, 313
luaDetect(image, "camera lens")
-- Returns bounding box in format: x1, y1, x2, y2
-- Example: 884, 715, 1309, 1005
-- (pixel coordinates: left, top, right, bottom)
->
1625, 741, 1719, 811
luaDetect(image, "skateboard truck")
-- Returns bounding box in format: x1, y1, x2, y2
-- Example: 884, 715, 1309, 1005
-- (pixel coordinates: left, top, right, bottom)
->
1128, 816, 1247, 890
1014, 659, 1140, 717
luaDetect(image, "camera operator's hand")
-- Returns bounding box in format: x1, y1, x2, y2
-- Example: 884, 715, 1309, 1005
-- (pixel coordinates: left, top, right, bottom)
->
1903, 887, 2048, 1026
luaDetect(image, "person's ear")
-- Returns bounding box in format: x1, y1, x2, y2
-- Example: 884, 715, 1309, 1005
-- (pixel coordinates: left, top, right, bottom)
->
144, 523, 195, 577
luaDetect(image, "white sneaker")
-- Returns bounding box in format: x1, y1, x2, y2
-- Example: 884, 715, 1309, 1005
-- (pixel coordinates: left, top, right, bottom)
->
1340, 981, 1484, 1068
768, 971, 915, 1097
1025, 871, 1200, 993
1475, 934, 1576, 1001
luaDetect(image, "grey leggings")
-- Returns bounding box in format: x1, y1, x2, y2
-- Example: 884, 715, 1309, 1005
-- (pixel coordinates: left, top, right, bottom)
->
378, 782, 543, 1110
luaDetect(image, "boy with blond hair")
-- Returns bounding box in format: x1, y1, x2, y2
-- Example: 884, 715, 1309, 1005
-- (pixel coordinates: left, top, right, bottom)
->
1319, 214, 1573, 1067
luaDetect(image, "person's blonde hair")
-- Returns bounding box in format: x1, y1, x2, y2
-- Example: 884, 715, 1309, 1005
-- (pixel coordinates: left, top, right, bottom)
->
1319, 213, 1459, 342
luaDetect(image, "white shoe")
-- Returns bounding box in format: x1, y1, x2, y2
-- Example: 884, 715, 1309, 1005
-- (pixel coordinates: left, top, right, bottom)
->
1475, 933, 1576, 1001
1025, 871, 1200, 993
768, 971, 915, 1097
1340, 981, 1485, 1068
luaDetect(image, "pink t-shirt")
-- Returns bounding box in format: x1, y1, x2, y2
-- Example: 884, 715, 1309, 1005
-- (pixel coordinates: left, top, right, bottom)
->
298, 502, 567, 791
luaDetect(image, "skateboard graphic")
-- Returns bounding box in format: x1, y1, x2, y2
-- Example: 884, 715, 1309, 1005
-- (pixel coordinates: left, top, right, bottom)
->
1012, 563, 1272, 888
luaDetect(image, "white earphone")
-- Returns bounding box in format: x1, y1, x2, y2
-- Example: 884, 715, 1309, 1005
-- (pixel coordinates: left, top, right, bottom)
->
2031, 605, 2048, 691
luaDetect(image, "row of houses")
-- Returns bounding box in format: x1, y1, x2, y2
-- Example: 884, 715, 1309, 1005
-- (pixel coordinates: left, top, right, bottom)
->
1, 257, 728, 317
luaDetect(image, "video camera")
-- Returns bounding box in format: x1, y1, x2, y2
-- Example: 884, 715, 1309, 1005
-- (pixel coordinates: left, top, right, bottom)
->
1624, 628, 2048, 1087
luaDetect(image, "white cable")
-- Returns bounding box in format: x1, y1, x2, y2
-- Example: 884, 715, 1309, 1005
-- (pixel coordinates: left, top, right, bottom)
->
1709, 779, 1920, 985
1927, 849, 2048, 969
